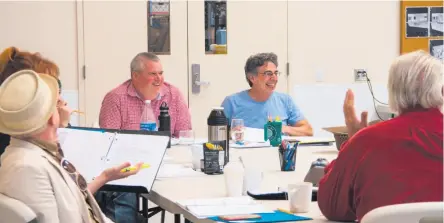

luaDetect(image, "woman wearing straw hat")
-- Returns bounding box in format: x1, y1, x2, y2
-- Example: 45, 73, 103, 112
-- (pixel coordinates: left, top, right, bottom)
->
0, 49, 142, 222
317, 50, 443, 222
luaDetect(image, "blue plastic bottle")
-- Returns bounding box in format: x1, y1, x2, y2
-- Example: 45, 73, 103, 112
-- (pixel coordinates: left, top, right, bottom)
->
140, 100, 157, 131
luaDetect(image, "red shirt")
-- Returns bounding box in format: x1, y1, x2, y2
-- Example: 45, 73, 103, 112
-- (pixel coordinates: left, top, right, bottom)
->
318, 108, 443, 222
99, 80, 192, 137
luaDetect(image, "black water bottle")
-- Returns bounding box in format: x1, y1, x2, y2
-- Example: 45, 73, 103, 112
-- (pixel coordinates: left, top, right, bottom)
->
158, 102, 171, 132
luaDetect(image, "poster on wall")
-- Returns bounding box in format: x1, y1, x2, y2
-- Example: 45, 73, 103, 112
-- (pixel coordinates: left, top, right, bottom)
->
406, 7, 429, 38
429, 39, 444, 60
429, 7, 443, 37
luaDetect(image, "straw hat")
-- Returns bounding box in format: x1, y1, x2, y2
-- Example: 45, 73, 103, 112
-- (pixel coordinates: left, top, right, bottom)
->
0, 70, 59, 136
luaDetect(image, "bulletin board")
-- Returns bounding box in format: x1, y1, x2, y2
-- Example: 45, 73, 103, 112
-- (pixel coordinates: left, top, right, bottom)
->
400, 0, 443, 60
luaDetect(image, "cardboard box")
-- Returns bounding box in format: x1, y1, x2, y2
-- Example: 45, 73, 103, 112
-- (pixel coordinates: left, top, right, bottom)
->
322, 126, 348, 151
323, 120, 381, 151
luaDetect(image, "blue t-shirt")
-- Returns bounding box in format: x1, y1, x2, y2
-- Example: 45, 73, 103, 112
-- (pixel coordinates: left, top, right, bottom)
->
221, 90, 305, 129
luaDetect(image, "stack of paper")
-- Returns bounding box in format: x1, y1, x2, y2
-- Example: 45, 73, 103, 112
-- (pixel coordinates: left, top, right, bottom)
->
230, 127, 272, 148
282, 136, 335, 145
230, 141, 271, 148
243, 127, 266, 143
177, 196, 274, 219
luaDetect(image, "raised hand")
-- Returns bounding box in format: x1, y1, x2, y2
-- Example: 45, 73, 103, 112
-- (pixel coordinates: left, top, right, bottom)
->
343, 89, 368, 137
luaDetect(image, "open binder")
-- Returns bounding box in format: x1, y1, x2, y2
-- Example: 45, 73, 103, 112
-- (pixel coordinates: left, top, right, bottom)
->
57, 127, 170, 193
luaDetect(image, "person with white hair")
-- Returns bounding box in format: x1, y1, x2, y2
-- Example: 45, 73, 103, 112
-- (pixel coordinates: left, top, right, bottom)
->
0, 70, 143, 223
317, 50, 443, 222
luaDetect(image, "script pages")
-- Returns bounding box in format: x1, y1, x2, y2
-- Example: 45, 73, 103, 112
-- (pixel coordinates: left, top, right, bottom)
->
57, 128, 169, 192
103, 132, 169, 189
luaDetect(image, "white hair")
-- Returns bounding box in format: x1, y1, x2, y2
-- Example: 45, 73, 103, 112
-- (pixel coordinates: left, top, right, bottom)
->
388, 50, 443, 114
130, 52, 160, 74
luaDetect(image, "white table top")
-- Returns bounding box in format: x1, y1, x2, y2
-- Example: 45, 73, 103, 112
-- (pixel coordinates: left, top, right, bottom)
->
149, 144, 345, 223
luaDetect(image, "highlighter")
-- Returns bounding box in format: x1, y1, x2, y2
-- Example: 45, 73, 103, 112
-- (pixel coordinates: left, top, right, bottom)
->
120, 163, 151, 173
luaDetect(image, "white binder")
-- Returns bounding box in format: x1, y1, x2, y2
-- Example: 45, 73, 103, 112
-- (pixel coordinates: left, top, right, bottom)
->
57, 127, 169, 192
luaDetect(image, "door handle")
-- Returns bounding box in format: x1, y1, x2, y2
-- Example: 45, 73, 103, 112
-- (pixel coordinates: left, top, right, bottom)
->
192, 64, 210, 94
194, 80, 210, 86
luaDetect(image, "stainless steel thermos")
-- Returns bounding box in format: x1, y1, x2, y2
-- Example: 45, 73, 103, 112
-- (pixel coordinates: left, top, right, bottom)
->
207, 107, 229, 164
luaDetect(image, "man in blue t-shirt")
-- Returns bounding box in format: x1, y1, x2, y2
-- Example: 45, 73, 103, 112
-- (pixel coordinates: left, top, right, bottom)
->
221, 52, 313, 136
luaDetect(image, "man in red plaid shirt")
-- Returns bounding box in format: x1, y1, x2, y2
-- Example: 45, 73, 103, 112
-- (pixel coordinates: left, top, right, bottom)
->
99, 52, 191, 137
96, 52, 192, 223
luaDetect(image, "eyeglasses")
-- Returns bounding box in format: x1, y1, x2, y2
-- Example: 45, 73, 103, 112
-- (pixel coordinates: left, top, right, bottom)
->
55, 144, 87, 192
259, 71, 281, 77
60, 158, 88, 191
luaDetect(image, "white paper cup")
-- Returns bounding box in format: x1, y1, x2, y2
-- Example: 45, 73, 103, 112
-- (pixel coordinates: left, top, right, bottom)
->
190, 144, 203, 170
242, 168, 263, 195
288, 182, 312, 213
224, 174, 244, 197
224, 163, 244, 197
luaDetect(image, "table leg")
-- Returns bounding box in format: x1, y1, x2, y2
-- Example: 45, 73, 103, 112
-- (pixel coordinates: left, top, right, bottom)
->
161, 210, 165, 223
143, 197, 148, 222
174, 214, 181, 223
136, 193, 141, 221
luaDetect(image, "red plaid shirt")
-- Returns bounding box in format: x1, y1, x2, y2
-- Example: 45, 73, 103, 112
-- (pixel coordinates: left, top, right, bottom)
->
99, 80, 192, 137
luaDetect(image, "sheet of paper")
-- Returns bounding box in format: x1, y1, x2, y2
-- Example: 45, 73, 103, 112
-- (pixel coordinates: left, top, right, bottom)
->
230, 141, 271, 148
177, 196, 255, 207
282, 136, 335, 144
278, 186, 318, 192
171, 137, 207, 146
186, 204, 273, 219
57, 128, 113, 182
243, 127, 265, 143
157, 164, 205, 179
247, 189, 286, 196
177, 196, 272, 219
103, 133, 170, 191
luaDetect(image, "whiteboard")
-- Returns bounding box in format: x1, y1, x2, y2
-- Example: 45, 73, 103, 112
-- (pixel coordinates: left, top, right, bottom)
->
292, 83, 388, 137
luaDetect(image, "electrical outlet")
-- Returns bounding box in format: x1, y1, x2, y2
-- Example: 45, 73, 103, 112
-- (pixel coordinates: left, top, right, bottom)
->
354, 69, 367, 82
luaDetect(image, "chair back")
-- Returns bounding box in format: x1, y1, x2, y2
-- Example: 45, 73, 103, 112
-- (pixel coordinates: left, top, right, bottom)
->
0, 193, 37, 223
361, 202, 444, 223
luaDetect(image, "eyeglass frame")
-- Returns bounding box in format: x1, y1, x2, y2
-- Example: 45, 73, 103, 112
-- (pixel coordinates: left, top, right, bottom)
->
55, 154, 88, 192
257, 70, 281, 77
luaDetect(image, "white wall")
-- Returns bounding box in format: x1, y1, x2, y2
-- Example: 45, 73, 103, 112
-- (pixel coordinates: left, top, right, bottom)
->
0, 1, 79, 90
0, 1, 400, 128
288, 1, 400, 86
